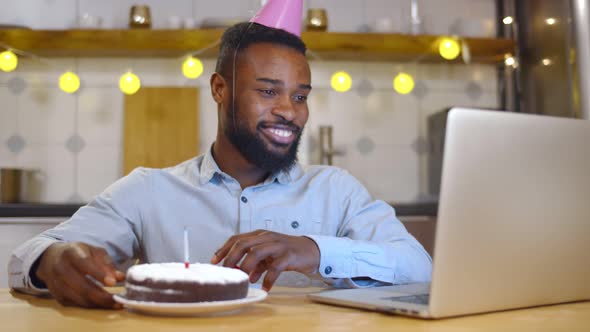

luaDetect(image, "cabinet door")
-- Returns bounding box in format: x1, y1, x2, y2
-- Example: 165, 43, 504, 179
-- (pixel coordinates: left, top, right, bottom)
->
400, 216, 436, 257
0, 220, 63, 288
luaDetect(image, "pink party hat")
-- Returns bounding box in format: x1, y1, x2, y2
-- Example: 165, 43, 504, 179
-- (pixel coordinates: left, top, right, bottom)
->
250, 0, 303, 37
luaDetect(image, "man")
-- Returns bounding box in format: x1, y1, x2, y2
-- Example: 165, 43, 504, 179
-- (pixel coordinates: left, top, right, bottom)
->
8, 22, 432, 309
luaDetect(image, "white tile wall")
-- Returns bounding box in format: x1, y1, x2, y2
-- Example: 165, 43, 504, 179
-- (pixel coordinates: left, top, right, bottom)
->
365, 145, 420, 203
0, 145, 18, 168
77, 145, 121, 202
77, 87, 124, 145
17, 145, 75, 203
18, 85, 76, 144
332, 142, 368, 187
309, 0, 364, 32
364, 0, 412, 33
193, 0, 260, 25
0, 0, 499, 203
364, 92, 420, 146
0, 88, 17, 143
0, 0, 78, 29
78, 0, 194, 29
420, 0, 496, 36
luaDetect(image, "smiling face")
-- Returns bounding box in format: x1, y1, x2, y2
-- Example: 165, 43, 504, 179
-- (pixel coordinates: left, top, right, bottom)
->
220, 42, 311, 173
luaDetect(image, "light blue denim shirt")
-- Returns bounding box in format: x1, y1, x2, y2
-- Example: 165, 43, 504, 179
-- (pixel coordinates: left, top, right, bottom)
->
9, 147, 432, 294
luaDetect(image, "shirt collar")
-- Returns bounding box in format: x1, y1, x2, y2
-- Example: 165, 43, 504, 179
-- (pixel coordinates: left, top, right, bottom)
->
199, 144, 305, 186
198, 147, 222, 185
267, 163, 303, 185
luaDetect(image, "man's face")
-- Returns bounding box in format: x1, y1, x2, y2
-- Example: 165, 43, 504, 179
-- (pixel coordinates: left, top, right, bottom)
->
224, 43, 311, 173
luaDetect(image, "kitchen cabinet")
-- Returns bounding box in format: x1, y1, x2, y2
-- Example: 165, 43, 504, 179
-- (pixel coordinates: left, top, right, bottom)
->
0, 218, 64, 288
0, 29, 514, 63
400, 216, 436, 257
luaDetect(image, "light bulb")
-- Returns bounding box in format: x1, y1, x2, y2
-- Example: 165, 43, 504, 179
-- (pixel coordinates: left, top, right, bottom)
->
59, 71, 80, 94
545, 18, 557, 25
393, 73, 415, 95
182, 56, 204, 79
330, 71, 352, 92
119, 72, 141, 95
0, 50, 18, 72
438, 37, 460, 61
502, 16, 513, 25
504, 56, 516, 67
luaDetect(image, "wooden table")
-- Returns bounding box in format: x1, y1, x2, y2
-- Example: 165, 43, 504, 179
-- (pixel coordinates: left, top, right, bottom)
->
2, 287, 589, 331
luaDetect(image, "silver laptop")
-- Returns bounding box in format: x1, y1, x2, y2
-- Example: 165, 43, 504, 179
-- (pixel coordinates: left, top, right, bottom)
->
309, 108, 590, 318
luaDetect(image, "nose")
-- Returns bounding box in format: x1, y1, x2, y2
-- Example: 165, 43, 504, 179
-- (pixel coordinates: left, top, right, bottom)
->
271, 95, 296, 122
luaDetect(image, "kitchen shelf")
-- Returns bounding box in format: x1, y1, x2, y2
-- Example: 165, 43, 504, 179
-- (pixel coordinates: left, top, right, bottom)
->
0, 29, 514, 63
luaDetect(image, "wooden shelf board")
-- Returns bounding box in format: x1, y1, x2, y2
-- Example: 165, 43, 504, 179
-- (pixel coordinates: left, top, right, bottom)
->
0, 29, 514, 63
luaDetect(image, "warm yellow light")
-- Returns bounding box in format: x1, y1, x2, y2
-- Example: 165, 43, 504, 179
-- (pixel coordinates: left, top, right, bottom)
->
542, 58, 552, 66
502, 16, 513, 25
545, 18, 557, 25
504, 56, 516, 67
393, 72, 415, 95
0, 50, 18, 72
438, 37, 461, 61
59, 71, 80, 93
182, 56, 203, 79
330, 71, 352, 92
119, 72, 141, 95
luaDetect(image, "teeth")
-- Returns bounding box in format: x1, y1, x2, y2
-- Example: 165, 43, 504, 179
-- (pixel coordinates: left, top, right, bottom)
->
269, 128, 292, 138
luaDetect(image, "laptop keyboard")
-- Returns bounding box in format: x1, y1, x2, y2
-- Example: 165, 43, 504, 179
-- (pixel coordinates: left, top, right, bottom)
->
382, 294, 430, 305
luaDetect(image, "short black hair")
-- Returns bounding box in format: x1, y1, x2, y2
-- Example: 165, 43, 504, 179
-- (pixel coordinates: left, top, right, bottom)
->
215, 22, 307, 78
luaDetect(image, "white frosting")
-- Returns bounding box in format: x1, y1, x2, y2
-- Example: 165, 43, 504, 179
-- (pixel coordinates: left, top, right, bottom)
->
126, 284, 184, 295
127, 263, 249, 284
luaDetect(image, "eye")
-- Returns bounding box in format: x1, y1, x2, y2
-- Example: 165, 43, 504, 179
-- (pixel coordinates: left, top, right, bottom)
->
258, 89, 276, 96
294, 95, 308, 103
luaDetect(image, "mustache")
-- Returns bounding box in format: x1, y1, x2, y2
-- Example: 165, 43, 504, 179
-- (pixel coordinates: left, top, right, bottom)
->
258, 121, 302, 134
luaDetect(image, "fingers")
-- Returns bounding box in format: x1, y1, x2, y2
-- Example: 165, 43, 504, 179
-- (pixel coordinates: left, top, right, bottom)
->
238, 243, 280, 276
212, 230, 274, 267
67, 246, 119, 287
248, 259, 270, 283
262, 254, 292, 292
211, 231, 319, 292
60, 260, 120, 309
41, 243, 123, 309
50, 278, 92, 308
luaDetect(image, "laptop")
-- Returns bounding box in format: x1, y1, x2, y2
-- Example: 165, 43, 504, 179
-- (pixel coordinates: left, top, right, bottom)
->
308, 108, 590, 318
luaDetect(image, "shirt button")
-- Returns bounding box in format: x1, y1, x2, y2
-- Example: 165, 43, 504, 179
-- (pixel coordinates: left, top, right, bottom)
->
291, 221, 299, 229
324, 266, 333, 275
241, 196, 248, 203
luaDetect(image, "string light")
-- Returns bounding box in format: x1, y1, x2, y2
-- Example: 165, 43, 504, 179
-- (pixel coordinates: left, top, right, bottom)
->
330, 71, 352, 92
438, 37, 460, 61
182, 56, 204, 79
59, 71, 81, 93
119, 72, 141, 95
504, 55, 516, 68
0, 50, 18, 72
541, 58, 552, 66
545, 18, 557, 25
502, 16, 513, 25
393, 72, 415, 95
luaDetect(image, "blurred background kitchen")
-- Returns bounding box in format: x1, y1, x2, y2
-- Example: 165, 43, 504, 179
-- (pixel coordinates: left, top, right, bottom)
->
1, 0, 588, 287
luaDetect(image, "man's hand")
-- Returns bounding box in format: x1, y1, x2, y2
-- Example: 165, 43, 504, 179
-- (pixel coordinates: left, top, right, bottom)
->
210, 230, 320, 292
35, 242, 125, 309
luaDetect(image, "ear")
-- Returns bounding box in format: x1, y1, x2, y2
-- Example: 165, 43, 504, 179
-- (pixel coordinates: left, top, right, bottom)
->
210, 72, 227, 105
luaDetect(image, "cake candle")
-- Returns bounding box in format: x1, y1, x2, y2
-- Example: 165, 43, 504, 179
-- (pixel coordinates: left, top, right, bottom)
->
184, 226, 189, 268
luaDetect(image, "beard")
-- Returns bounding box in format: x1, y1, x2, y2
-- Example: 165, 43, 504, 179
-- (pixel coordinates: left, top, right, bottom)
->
224, 106, 302, 174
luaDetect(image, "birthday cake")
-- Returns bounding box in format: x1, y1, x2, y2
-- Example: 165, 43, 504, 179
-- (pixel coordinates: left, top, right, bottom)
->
124, 263, 250, 303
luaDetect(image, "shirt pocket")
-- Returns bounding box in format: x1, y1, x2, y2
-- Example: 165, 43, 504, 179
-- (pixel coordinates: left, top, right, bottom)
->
257, 210, 323, 236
